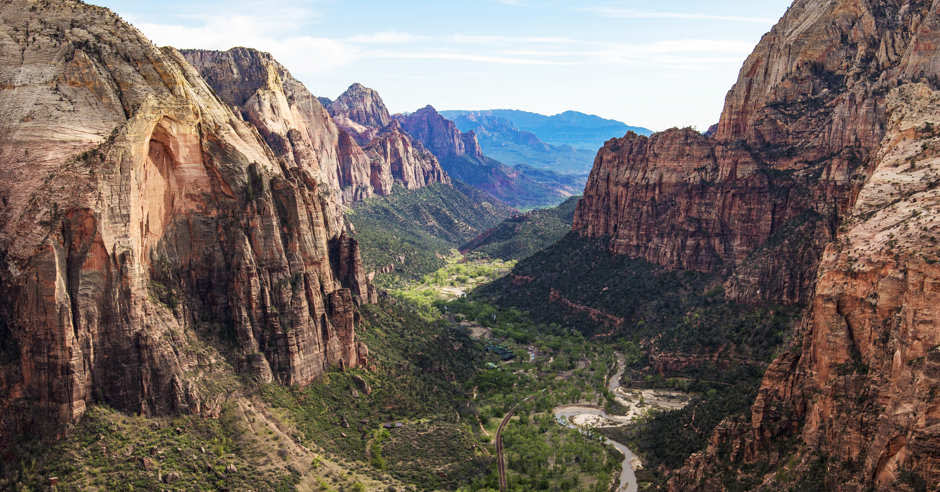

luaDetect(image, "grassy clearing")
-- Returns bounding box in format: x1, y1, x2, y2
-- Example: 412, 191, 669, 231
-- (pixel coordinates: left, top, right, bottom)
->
391, 253, 516, 310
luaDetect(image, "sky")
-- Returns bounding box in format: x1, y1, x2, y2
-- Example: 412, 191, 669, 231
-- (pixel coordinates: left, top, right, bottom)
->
93, 0, 793, 131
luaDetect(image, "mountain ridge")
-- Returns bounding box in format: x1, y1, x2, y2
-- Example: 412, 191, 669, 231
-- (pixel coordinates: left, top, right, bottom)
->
440, 108, 652, 151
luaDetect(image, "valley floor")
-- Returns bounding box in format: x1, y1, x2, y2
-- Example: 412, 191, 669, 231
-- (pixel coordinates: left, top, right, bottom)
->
2, 251, 797, 492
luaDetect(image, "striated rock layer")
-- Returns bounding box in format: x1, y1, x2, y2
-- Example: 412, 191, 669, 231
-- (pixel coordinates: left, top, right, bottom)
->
675, 82, 940, 492
572, 0, 940, 489
182, 51, 449, 203
574, 0, 940, 305
0, 0, 374, 446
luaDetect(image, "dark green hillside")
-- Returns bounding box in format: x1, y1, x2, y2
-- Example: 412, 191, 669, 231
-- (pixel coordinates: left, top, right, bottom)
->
347, 183, 515, 285
477, 233, 800, 363
475, 234, 803, 489
463, 196, 580, 260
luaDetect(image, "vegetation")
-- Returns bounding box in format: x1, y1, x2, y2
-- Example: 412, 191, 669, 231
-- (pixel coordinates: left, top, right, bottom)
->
391, 254, 516, 311
462, 196, 580, 260
600, 366, 766, 487
0, 405, 300, 492
479, 233, 800, 361
255, 286, 626, 491
466, 233, 805, 489
347, 182, 515, 286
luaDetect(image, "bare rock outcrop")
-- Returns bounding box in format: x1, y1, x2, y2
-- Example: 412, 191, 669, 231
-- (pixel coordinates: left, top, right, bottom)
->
396, 105, 486, 162
182, 51, 449, 203
674, 81, 940, 492
363, 121, 451, 194
570, 0, 940, 489
0, 0, 373, 447
328, 82, 391, 143
574, 0, 940, 305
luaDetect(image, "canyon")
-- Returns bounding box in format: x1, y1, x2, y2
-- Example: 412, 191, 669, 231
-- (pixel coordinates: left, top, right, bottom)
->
0, 0, 937, 490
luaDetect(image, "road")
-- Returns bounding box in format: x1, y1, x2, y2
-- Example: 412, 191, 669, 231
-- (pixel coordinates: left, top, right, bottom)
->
496, 393, 539, 492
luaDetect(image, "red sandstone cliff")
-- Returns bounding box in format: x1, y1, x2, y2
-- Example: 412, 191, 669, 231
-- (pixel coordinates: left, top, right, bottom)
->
0, 0, 373, 446
574, 0, 940, 305
571, 0, 940, 489
675, 81, 940, 492
396, 105, 487, 162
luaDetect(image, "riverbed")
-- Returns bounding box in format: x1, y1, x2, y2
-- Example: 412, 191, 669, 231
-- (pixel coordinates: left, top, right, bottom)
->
552, 354, 691, 492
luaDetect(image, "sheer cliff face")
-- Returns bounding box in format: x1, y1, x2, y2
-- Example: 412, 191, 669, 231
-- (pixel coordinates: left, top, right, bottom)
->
363, 121, 451, 194
761, 83, 940, 489
677, 82, 940, 492
579, 0, 940, 488
0, 0, 373, 445
182, 51, 448, 203
574, 0, 940, 305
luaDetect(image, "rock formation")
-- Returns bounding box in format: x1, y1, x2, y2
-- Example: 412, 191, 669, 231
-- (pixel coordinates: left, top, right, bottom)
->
571, 0, 940, 488
574, 0, 939, 305
397, 105, 486, 162
182, 51, 448, 203
0, 0, 374, 447
328, 82, 392, 143
362, 121, 450, 194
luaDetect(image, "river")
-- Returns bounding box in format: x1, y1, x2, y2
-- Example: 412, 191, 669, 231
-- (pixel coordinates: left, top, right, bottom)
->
552, 354, 638, 492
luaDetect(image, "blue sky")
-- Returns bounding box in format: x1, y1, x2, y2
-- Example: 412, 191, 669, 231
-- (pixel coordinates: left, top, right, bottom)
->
95, 0, 792, 131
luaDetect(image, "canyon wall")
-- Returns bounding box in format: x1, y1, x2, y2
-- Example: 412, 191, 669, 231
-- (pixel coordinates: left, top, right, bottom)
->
574, 0, 940, 305
0, 0, 373, 446
570, 0, 940, 488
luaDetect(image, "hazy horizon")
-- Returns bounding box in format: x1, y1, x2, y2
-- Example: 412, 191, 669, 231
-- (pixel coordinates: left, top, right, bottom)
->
92, 0, 792, 132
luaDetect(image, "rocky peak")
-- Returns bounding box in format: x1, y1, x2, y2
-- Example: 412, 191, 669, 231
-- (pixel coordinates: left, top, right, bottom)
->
329, 83, 392, 130
183, 49, 448, 203
396, 105, 484, 161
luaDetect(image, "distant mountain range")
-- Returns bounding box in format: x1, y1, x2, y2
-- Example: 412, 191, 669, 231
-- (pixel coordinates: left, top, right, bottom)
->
440, 110, 651, 172
441, 109, 652, 150
394, 105, 583, 208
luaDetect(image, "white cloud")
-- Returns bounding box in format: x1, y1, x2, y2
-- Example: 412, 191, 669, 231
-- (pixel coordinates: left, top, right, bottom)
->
346, 32, 427, 44
450, 34, 577, 45
586, 8, 777, 24
367, 50, 572, 66
135, 14, 360, 73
